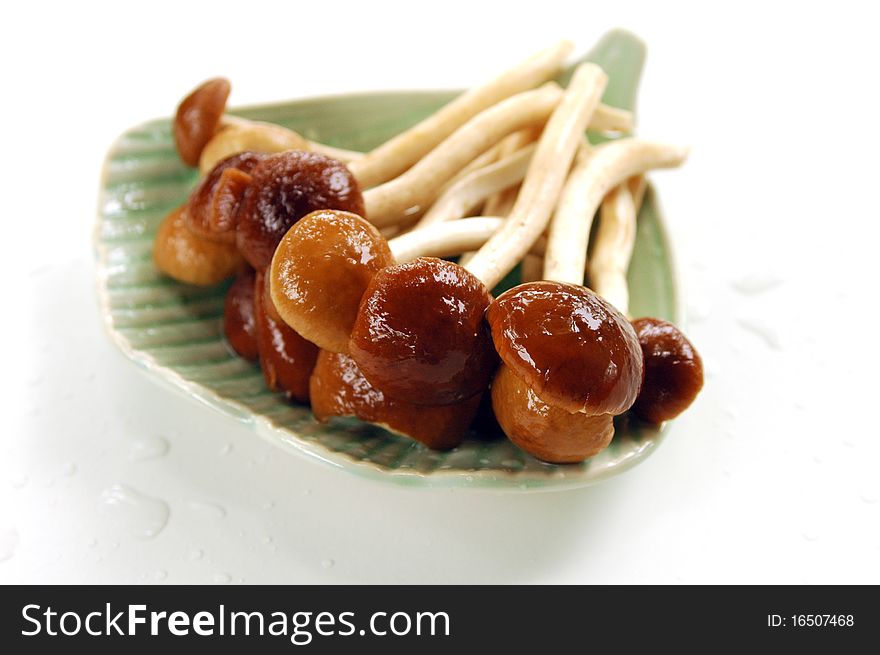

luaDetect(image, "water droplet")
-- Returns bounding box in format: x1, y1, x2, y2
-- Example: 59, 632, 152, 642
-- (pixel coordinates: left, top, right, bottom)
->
219, 443, 233, 456
0, 528, 20, 562
737, 319, 781, 350
501, 459, 520, 468
147, 569, 168, 581
320, 559, 334, 569
302, 489, 312, 497
128, 435, 170, 461
99, 484, 169, 540
213, 572, 231, 584
731, 274, 782, 295
62, 462, 77, 477
87, 537, 98, 549
261, 536, 274, 545
188, 548, 204, 561
802, 530, 820, 542
186, 501, 226, 520
262, 500, 275, 510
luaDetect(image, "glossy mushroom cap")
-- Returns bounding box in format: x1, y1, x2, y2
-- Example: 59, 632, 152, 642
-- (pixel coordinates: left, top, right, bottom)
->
349, 257, 498, 406
237, 151, 365, 271
270, 210, 394, 354
310, 351, 481, 450
174, 78, 231, 167
223, 268, 259, 361
487, 281, 643, 415
491, 364, 614, 463
253, 270, 318, 402
183, 151, 265, 243
631, 317, 704, 423
153, 205, 245, 286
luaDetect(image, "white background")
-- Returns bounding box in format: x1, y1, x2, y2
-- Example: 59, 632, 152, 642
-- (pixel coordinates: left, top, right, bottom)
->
2, 0, 879, 584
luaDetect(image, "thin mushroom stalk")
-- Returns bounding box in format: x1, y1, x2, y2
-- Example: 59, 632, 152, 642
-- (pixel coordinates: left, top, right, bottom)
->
588, 175, 646, 315
199, 119, 361, 173
348, 63, 609, 407
348, 41, 632, 188
415, 143, 536, 227
362, 83, 564, 227
543, 139, 690, 283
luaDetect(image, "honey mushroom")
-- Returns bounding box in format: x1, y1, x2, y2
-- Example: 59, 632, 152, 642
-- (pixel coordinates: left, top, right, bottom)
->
587, 178, 704, 424
347, 63, 609, 407
486, 140, 689, 463
174, 77, 359, 171
152, 204, 245, 286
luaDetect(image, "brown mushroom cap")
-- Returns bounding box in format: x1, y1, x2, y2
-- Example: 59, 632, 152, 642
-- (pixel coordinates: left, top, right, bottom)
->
486, 281, 643, 416
237, 151, 365, 271
253, 270, 318, 402
349, 257, 498, 406
153, 204, 245, 286
183, 151, 265, 243
631, 317, 704, 423
223, 268, 259, 361
174, 78, 231, 167
310, 350, 481, 450
271, 210, 394, 354
491, 364, 614, 463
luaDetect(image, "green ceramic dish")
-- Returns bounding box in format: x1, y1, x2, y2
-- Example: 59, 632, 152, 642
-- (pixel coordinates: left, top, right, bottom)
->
95, 30, 680, 490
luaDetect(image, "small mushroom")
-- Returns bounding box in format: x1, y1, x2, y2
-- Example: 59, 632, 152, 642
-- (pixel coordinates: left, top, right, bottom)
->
174, 77, 360, 171
349, 64, 609, 405
152, 204, 245, 286
235, 151, 365, 271
309, 350, 482, 450
270, 210, 394, 354
183, 151, 266, 243
630, 318, 704, 423
223, 267, 259, 361
252, 270, 318, 402
486, 140, 688, 463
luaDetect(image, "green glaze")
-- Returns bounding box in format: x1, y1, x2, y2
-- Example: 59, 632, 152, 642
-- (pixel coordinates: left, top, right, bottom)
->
95, 31, 677, 490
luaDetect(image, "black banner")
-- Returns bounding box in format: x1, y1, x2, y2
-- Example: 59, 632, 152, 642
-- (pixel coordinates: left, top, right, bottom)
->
1, 585, 875, 652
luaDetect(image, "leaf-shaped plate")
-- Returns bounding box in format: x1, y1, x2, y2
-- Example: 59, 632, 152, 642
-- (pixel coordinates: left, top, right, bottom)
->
95, 32, 681, 490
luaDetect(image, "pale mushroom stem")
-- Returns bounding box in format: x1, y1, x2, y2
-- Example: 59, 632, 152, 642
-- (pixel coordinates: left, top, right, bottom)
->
348, 41, 573, 189
482, 127, 541, 216
363, 83, 563, 227
416, 143, 536, 227
588, 175, 647, 315
464, 63, 609, 290
542, 139, 689, 285
200, 119, 361, 173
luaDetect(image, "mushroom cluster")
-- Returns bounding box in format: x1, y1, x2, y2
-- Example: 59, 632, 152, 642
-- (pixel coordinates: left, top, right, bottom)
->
153, 39, 703, 464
